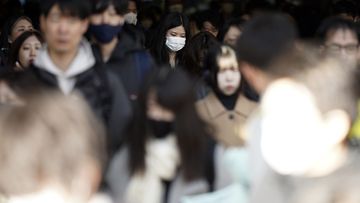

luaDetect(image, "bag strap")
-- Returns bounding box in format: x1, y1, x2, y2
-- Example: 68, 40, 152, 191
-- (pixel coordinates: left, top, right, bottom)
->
205, 138, 216, 192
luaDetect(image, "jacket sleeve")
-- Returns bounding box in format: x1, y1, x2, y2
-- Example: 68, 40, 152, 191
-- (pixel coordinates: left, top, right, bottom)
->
106, 148, 132, 202
106, 70, 132, 154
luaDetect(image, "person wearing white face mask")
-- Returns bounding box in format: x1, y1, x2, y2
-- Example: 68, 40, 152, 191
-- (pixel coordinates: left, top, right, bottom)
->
124, 0, 137, 25
150, 12, 189, 68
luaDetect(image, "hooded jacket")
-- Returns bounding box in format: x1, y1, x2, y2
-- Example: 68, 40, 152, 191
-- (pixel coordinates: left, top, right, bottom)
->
17, 39, 131, 154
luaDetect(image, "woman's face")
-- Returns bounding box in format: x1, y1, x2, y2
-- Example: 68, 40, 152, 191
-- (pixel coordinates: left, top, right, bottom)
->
90, 5, 124, 26
224, 26, 241, 47
18, 35, 42, 68
202, 21, 218, 37
10, 19, 33, 43
147, 90, 174, 122
217, 56, 241, 95
166, 25, 186, 38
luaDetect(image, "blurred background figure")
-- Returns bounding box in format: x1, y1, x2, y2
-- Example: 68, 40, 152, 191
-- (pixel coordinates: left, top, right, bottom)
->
252, 47, 360, 203
149, 12, 189, 67
106, 67, 233, 203
197, 45, 257, 147
182, 31, 219, 78
124, 0, 138, 25
199, 9, 223, 37
0, 92, 109, 203
316, 17, 359, 64
7, 30, 43, 71
181, 31, 220, 99
0, 15, 33, 67
217, 18, 247, 48
89, 0, 154, 105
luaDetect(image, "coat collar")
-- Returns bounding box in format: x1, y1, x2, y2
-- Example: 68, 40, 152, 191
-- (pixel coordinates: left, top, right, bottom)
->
203, 91, 256, 119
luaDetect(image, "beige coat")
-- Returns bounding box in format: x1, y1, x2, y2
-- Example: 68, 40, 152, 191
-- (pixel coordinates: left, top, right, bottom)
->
196, 92, 257, 147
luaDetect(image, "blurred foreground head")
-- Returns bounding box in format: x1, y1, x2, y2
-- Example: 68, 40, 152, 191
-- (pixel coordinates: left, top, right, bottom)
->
0, 92, 106, 203
260, 46, 358, 176
236, 12, 298, 94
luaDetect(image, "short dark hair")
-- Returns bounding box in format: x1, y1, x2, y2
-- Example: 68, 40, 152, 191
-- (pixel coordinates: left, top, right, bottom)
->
90, 0, 129, 15
236, 12, 298, 71
41, 0, 91, 20
316, 17, 359, 44
8, 30, 44, 69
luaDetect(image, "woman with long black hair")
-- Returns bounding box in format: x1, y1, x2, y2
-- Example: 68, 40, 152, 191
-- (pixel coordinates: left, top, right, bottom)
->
106, 67, 232, 203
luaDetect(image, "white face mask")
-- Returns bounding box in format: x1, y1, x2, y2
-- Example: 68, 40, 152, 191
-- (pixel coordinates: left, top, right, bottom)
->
165, 36, 186, 52
124, 12, 137, 25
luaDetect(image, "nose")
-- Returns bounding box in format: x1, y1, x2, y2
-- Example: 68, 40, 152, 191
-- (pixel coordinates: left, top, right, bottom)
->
58, 20, 70, 34
30, 47, 37, 57
101, 13, 111, 24
224, 70, 233, 81
340, 48, 348, 57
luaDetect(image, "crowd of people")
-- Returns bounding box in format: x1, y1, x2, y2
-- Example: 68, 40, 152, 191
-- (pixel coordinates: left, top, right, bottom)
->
0, 0, 360, 203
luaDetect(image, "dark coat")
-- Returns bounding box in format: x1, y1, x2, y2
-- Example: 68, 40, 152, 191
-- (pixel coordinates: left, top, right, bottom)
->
92, 29, 154, 104
12, 63, 132, 155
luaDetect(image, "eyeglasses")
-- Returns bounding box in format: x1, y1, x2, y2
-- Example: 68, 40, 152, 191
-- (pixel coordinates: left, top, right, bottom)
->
325, 44, 359, 54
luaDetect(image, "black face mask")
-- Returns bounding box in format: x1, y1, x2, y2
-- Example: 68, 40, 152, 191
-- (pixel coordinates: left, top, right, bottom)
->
147, 119, 174, 139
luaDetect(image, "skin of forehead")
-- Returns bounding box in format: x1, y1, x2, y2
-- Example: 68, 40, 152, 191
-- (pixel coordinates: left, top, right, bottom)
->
326, 28, 359, 45
22, 35, 41, 46
168, 25, 185, 34
14, 19, 32, 28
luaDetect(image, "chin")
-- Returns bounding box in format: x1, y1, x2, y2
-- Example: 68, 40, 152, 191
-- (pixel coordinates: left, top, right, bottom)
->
224, 90, 236, 96
54, 47, 71, 54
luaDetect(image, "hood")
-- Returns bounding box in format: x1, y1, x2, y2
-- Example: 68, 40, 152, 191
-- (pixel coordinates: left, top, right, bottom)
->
34, 39, 95, 78
33, 39, 96, 94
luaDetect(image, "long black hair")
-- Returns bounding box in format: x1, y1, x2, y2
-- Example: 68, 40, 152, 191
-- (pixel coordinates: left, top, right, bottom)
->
182, 31, 220, 78
149, 12, 190, 66
127, 66, 212, 181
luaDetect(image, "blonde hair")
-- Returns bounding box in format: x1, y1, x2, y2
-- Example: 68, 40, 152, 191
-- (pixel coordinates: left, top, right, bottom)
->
0, 91, 106, 196
216, 45, 239, 69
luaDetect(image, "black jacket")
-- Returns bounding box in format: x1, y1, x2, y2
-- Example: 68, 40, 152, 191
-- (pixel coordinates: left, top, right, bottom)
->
92, 29, 154, 104
13, 63, 132, 155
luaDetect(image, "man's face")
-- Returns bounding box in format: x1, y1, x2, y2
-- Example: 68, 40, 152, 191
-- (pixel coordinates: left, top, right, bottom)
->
325, 28, 359, 61
40, 4, 88, 54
